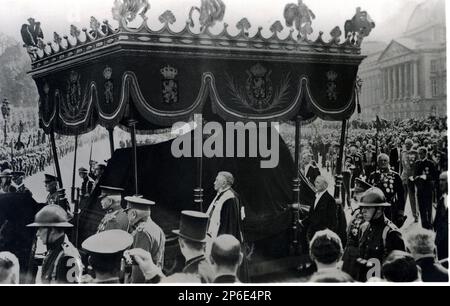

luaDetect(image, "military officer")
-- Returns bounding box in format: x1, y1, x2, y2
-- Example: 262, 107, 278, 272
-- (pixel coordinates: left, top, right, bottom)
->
27, 205, 82, 284
78, 167, 93, 198
44, 174, 70, 212
44, 174, 59, 205
415, 146, 438, 229
0, 169, 13, 193
10, 171, 32, 196
81, 229, 133, 284
346, 144, 365, 182
97, 186, 128, 233
342, 144, 364, 208
362, 144, 377, 178
368, 154, 406, 228
356, 187, 406, 282
124, 195, 165, 283
342, 178, 373, 279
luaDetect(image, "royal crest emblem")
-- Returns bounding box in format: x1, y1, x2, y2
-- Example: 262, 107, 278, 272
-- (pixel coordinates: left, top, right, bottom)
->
103, 66, 114, 104
161, 65, 178, 104
66, 70, 82, 116
326, 70, 338, 101
245, 63, 273, 110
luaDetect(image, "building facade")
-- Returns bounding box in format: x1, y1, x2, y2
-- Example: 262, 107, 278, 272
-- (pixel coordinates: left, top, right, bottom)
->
358, 0, 446, 121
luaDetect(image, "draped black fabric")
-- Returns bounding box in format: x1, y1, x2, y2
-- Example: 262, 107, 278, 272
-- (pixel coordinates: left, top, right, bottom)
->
78, 128, 307, 243
33, 54, 359, 135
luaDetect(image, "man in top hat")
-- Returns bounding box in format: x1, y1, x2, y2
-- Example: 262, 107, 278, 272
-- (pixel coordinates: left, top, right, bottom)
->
172, 210, 210, 282
206, 172, 244, 245
124, 195, 165, 283
368, 154, 406, 228
78, 167, 93, 198
27, 205, 82, 284
0, 169, 13, 193
97, 186, 128, 233
81, 229, 133, 283
356, 187, 406, 282
124, 211, 210, 284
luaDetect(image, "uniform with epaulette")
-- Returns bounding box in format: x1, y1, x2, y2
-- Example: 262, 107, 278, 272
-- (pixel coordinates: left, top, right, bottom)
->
96, 186, 128, 233
78, 167, 94, 198
368, 169, 405, 227
342, 178, 372, 278
346, 152, 365, 182
125, 196, 165, 283
97, 209, 129, 233
27, 205, 82, 284
354, 188, 406, 282
44, 174, 70, 212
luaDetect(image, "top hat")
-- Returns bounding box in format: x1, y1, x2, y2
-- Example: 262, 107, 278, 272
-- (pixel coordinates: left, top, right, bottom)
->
172, 210, 209, 243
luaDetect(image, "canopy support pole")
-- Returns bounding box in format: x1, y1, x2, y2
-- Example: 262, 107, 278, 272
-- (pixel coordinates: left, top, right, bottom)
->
290, 115, 301, 255
50, 130, 63, 188
334, 119, 347, 201
194, 115, 204, 212
293, 115, 301, 204
10, 139, 13, 161
108, 128, 115, 157
128, 119, 139, 195
71, 135, 78, 203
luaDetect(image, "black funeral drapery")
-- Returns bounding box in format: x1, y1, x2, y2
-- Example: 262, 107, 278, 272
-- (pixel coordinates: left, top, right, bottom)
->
35, 54, 358, 135
78, 127, 298, 242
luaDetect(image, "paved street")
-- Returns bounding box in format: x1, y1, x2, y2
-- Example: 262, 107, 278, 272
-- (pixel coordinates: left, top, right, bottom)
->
24, 135, 111, 203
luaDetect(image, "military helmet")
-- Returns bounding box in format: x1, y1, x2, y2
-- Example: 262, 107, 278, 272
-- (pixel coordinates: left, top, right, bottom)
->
27, 205, 73, 228
358, 187, 391, 207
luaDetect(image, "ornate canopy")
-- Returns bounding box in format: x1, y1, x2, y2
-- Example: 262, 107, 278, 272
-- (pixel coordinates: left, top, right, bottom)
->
22, 1, 374, 135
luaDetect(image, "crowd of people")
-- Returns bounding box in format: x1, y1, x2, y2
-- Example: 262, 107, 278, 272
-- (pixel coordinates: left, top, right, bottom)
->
289, 115, 448, 282
0, 127, 109, 194
0, 114, 448, 284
